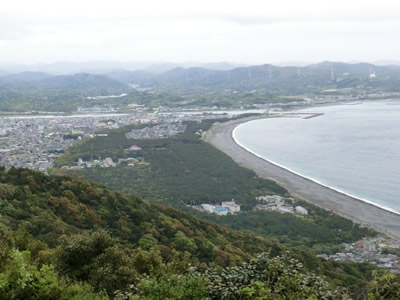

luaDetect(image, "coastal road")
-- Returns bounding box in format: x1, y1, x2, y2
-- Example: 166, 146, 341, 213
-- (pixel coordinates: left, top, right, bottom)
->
206, 116, 400, 240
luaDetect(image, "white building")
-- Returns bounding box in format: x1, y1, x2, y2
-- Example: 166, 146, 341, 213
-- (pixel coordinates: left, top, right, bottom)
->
201, 204, 216, 213
295, 206, 308, 215
279, 206, 294, 214
222, 200, 241, 213
256, 195, 283, 204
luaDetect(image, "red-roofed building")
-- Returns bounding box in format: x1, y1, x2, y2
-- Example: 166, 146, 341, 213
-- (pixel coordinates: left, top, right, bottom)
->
221, 200, 240, 213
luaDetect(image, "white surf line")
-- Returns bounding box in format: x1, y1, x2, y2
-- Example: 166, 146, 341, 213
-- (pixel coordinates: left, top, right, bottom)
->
232, 122, 400, 216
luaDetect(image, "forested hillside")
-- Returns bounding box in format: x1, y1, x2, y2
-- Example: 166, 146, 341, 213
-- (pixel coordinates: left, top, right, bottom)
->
0, 167, 274, 263
1, 167, 398, 298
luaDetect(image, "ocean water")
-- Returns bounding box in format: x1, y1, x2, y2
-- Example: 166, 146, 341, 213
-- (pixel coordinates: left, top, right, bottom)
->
233, 101, 400, 213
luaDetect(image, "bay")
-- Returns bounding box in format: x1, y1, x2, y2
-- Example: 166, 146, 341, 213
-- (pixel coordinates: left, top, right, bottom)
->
233, 101, 400, 213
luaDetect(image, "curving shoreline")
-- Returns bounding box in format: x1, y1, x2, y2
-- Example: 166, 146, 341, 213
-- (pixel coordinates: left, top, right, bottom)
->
205, 115, 400, 240
232, 122, 400, 216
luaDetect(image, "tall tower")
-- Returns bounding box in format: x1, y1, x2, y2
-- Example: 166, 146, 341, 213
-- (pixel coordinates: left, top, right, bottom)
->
330, 68, 336, 82
369, 69, 376, 81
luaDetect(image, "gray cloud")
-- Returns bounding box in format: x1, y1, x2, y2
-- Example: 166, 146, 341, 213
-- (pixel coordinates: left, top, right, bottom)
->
2, 9, 398, 43
180, 12, 400, 26
0, 1, 399, 64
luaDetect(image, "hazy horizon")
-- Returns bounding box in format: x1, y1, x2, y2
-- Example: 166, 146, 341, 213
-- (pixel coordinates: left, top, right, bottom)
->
2, 59, 400, 75
1, 0, 399, 65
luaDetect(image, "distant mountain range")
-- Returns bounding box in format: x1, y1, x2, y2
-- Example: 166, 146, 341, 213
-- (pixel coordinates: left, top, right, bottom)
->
104, 61, 400, 94
1, 61, 400, 98
0, 70, 11, 76
373, 60, 400, 66
0, 71, 52, 84
0, 72, 131, 94
2, 60, 400, 75
0, 61, 248, 75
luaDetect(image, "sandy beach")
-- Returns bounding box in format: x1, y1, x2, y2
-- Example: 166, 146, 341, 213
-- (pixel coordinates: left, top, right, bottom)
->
206, 116, 400, 240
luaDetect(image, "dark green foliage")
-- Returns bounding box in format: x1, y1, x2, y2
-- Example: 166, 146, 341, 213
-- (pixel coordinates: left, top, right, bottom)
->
381, 247, 400, 257
0, 167, 277, 268
135, 274, 207, 300
0, 247, 104, 300
196, 206, 373, 254
121, 252, 341, 299
57, 230, 137, 294
0, 170, 398, 299
1, 225, 398, 299
367, 270, 400, 299
202, 252, 341, 299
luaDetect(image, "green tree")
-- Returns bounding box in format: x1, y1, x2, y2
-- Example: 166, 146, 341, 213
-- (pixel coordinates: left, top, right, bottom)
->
57, 230, 136, 295
367, 270, 400, 299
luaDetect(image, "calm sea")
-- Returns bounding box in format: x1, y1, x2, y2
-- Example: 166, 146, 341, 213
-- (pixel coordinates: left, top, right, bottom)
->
233, 101, 400, 213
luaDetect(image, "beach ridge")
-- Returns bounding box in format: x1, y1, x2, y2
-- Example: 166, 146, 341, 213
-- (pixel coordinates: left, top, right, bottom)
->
205, 116, 400, 240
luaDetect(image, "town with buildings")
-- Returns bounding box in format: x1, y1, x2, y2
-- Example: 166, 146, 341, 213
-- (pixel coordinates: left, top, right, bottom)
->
0, 108, 241, 173
0, 113, 143, 173
318, 236, 400, 274
254, 194, 400, 273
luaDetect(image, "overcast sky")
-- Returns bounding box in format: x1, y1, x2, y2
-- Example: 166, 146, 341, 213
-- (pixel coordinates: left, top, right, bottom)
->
1, 0, 400, 65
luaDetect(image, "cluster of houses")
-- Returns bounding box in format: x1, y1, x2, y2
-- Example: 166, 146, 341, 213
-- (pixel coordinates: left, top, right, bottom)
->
61, 143, 146, 170
63, 155, 149, 170
318, 237, 400, 273
191, 196, 309, 217
193, 200, 241, 216
125, 123, 187, 139
255, 195, 308, 215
